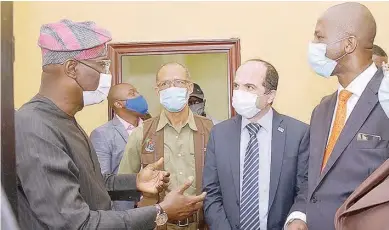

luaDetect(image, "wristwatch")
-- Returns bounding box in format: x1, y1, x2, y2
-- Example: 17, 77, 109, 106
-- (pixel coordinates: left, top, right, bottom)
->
155, 204, 168, 226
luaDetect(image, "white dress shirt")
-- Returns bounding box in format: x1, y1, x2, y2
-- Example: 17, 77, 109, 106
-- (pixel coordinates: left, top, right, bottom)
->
378, 63, 389, 118
116, 115, 142, 135
240, 108, 273, 230
284, 62, 378, 229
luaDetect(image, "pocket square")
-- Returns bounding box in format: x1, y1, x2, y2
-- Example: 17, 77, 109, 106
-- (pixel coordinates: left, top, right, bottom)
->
357, 133, 382, 141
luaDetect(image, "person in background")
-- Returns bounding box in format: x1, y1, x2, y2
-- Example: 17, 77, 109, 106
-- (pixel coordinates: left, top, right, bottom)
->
286, 3, 389, 230
203, 59, 309, 230
90, 83, 148, 210
119, 62, 213, 230
189, 83, 219, 124
142, 112, 152, 120
15, 19, 205, 230
372, 44, 388, 68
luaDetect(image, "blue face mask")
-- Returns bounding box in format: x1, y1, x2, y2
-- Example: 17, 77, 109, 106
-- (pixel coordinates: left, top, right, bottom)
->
125, 95, 148, 115
159, 87, 188, 113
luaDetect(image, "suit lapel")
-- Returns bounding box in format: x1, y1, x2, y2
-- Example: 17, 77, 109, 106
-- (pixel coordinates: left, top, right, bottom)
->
309, 93, 337, 197
268, 111, 285, 210
319, 70, 382, 183
112, 116, 129, 142
230, 115, 242, 200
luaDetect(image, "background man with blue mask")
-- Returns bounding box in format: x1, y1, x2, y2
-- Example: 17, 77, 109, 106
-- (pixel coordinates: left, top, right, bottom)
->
287, 2, 389, 230
90, 83, 149, 211
119, 62, 213, 230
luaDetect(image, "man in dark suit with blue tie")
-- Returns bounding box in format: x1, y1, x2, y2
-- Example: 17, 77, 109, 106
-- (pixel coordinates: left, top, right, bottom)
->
203, 59, 309, 230
286, 3, 389, 230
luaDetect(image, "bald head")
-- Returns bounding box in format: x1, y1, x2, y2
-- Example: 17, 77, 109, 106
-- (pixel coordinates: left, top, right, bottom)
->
319, 2, 376, 48
156, 62, 190, 83
108, 83, 138, 107
233, 59, 278, 109
235, 59, 279, 93
311, 2, 377, 79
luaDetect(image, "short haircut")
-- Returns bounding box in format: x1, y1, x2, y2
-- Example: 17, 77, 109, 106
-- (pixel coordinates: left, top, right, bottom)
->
246, 58, 279, 92
373, 44, 387, 57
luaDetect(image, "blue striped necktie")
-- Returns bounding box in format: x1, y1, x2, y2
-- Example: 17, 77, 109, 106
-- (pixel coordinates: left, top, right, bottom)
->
240, 122, 261, 230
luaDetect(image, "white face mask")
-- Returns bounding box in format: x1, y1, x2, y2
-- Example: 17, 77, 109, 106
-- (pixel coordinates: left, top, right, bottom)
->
308, 42, 339, 78
232, 90, 260, 119
379, 63, 389, 118
83, 73, 112, 106
308, 37, 351, 78
159, 87, 188, 113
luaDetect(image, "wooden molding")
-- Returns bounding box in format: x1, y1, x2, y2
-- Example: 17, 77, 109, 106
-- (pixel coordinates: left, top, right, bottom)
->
107, 39, 241, 120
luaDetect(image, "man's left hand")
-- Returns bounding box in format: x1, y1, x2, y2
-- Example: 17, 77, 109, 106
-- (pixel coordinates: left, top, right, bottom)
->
136, 157, 170, 194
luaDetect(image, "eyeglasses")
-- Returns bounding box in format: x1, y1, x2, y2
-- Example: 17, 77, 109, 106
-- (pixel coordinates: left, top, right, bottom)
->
157, 79, 190, 90
74, 59, 111, 74
97, 59, 111, 74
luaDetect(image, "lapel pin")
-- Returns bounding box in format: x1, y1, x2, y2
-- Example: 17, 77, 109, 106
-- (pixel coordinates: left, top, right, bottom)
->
278, 127, 284, 133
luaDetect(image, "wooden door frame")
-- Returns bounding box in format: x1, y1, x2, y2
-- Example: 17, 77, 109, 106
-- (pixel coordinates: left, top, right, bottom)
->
1, 1, 17, 217
107, 39, 241, 120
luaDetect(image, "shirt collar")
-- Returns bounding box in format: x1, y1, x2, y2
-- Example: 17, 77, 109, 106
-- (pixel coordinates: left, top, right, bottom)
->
116, 115, 142, 131
157, 109, 198, 132
241, 108, 273, 133
338, 63, 377, 97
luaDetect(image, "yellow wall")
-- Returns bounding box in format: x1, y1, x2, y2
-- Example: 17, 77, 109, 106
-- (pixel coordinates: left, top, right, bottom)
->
122, 53, 229, 121
14, 1, 389, 134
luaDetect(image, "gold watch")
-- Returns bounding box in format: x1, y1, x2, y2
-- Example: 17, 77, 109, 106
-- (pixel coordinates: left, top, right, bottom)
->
155, 204, 168, 226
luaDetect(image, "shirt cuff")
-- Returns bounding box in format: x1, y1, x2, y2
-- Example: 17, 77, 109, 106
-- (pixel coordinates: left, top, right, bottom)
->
283, 211, 306, 230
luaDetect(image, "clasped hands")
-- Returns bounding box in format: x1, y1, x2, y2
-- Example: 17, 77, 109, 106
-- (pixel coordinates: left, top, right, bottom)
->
136, 157, 206, 221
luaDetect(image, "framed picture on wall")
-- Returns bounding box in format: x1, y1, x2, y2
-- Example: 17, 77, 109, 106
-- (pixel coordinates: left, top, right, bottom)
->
107, 39, 241, 121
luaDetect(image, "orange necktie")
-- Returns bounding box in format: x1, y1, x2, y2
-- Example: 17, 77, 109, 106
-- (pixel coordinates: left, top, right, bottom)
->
321, 90, 353, 171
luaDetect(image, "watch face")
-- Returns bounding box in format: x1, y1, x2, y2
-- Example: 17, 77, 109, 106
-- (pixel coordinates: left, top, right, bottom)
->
156, 212, 168, 226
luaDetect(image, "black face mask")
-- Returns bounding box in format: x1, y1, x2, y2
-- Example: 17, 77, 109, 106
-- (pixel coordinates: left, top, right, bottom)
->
189, 102, 205, 116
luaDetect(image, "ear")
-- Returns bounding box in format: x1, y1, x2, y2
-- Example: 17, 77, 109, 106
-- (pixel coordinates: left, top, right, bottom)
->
63, 60, 78, 79
345, 36, 357, 54
113, 101, 124, 109
154, 86, 160, 96
188, 82, 194, 94
267, 90, 277, 104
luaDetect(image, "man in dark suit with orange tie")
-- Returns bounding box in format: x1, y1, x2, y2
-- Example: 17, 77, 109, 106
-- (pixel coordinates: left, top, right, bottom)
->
286, 2, 389, 230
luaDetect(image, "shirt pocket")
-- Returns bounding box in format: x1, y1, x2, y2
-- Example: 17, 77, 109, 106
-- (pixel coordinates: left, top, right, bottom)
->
353, 139, 389, 149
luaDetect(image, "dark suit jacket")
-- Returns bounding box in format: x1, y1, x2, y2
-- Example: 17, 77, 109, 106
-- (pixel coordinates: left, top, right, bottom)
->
304, 69, 389, 230
203, 110, 309, 230
335, 158, 389, 230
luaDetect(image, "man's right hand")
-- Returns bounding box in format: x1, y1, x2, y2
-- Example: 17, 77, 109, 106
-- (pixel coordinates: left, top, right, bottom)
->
159, 177, 206, 221
287, 219, 308, 230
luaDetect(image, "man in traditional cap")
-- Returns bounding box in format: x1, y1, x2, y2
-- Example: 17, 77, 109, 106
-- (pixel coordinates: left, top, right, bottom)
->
189, 83, 219, 124
15, 19, 205, 230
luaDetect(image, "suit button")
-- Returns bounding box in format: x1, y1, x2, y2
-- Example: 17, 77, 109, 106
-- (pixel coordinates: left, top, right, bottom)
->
235, 224, 239, 229
311, 196, 318, 203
